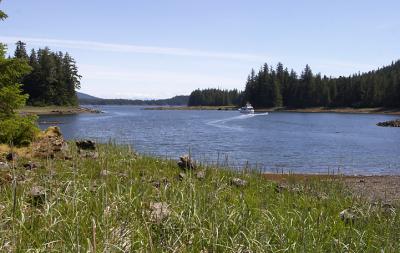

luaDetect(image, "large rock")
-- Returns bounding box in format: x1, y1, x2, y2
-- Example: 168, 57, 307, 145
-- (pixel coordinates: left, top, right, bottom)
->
76, 140, 96, 150
177, 155, 196, 170
32, 126, 68, 159
149, 202, 170, 223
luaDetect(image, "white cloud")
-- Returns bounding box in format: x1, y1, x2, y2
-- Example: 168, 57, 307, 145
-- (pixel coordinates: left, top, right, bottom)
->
0, 36, 266, 61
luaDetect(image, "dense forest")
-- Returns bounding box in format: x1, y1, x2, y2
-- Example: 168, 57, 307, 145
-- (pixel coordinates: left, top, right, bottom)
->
14, 41, 81, 106
188, 88, 241, 106
79, 95, 189, 106
188, 61, 400, 108
243, 61, 400, 108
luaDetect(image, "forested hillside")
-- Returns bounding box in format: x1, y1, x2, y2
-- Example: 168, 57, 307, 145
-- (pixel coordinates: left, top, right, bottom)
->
14, 41, 81, 106
243, 61, 400, 108
188, 61, 400, 108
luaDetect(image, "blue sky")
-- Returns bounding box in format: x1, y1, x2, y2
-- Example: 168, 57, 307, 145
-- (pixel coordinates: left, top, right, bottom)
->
1, 0, 399, 99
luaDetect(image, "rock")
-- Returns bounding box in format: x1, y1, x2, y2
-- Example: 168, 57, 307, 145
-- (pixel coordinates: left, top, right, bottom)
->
339, 209, 356, 224
30, 186, 46, 206
178, 172, 186, 181
78, 149, 99, 159
274, 184, 288, 193
1, 173, 13, 182
290, 187, 302, 194
32, 127, 67, 159
196, 170, 206, 180
177, 155, 196, 170
0, 162, 9, 170
382, 203, 396, 215
377, 119, 400, 127
149, 202, 170, 223
76, 140, 96, 150
100, 170, 110, 177
23, 161, 38, 170
6, 152, 17, 161
63, 155, 73, 160
109, 225, 131, 251
44, 126, 62, 137
151, 180, 161, 188
231, 177, 248, 187
151, 178, 169, 188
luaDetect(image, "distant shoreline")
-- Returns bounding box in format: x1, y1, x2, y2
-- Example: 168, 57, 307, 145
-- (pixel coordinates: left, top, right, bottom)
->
144, 106, 400, 115
18, 106, 102, 115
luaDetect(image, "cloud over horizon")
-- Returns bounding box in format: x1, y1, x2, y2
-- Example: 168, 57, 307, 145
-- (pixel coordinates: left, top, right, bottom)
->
0, 36, 267, 62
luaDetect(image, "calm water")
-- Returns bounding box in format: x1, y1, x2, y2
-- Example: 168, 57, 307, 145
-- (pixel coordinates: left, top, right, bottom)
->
39, 106, 400, 175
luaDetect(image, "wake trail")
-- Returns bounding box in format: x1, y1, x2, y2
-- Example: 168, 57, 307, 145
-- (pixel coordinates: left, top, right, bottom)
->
206, 112, 269, 130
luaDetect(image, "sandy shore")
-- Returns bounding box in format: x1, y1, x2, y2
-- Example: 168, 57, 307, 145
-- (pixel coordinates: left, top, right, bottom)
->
263, 173, 400, 203
18, 106, 102, 115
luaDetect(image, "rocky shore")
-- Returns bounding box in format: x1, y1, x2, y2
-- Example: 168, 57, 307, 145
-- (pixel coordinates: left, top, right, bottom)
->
18, 106, 102, 115
377, 119, 400, 127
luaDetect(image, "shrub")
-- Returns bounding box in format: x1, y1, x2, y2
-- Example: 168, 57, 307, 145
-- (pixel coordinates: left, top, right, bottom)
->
0, 115, 39, 146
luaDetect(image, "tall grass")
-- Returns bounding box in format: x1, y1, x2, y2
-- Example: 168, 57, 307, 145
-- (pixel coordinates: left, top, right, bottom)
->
0, 143, 398, 252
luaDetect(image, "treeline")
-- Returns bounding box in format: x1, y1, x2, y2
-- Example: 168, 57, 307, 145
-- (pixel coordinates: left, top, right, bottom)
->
79, 95, 189, 106
14, 41, 81, 106
243, 61, 400, 108
188, 88, 241, 106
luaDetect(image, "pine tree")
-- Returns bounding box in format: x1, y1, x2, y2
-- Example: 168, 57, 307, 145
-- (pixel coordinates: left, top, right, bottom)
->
14, 41, 29, 60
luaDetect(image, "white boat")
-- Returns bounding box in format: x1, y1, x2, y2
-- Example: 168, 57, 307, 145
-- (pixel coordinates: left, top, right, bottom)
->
239, 102, 255, 114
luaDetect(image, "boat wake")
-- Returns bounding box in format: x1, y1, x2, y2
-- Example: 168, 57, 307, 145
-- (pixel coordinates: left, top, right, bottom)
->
207, 112, 268, 130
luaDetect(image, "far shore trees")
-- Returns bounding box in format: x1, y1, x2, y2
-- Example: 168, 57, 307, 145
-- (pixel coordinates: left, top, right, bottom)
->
189, 61, 400, 108
243, 61, 400, 108
14, 42, 82, 106
188, 88, 241, 106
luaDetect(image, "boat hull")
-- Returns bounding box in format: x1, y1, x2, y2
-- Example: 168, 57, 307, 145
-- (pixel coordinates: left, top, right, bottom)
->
239, 109, 254, 114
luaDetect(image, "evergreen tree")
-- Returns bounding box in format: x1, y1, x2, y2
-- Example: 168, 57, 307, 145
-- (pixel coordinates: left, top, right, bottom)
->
241, 60, 400, 109
14, 41, 29, 60
17, 45, 81, 106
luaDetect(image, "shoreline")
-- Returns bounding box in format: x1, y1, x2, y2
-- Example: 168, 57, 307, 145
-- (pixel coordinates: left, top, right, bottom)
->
18, 106, 102, 115
263, 173, 400, 202
144, 105, 400, 115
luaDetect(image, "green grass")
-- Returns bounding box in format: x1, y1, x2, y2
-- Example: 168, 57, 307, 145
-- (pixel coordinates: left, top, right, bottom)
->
0, 143, 399, 252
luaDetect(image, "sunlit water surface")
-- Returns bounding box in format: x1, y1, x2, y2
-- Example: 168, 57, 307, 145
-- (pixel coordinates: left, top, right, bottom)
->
39, 106, 400, 175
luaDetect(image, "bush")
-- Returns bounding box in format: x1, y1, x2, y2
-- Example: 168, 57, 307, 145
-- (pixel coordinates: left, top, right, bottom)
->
0, 115, 39, 146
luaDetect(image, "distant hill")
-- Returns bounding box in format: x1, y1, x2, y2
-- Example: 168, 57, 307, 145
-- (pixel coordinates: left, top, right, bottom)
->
77, 92, 102, 100
78, 92, 189, 106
